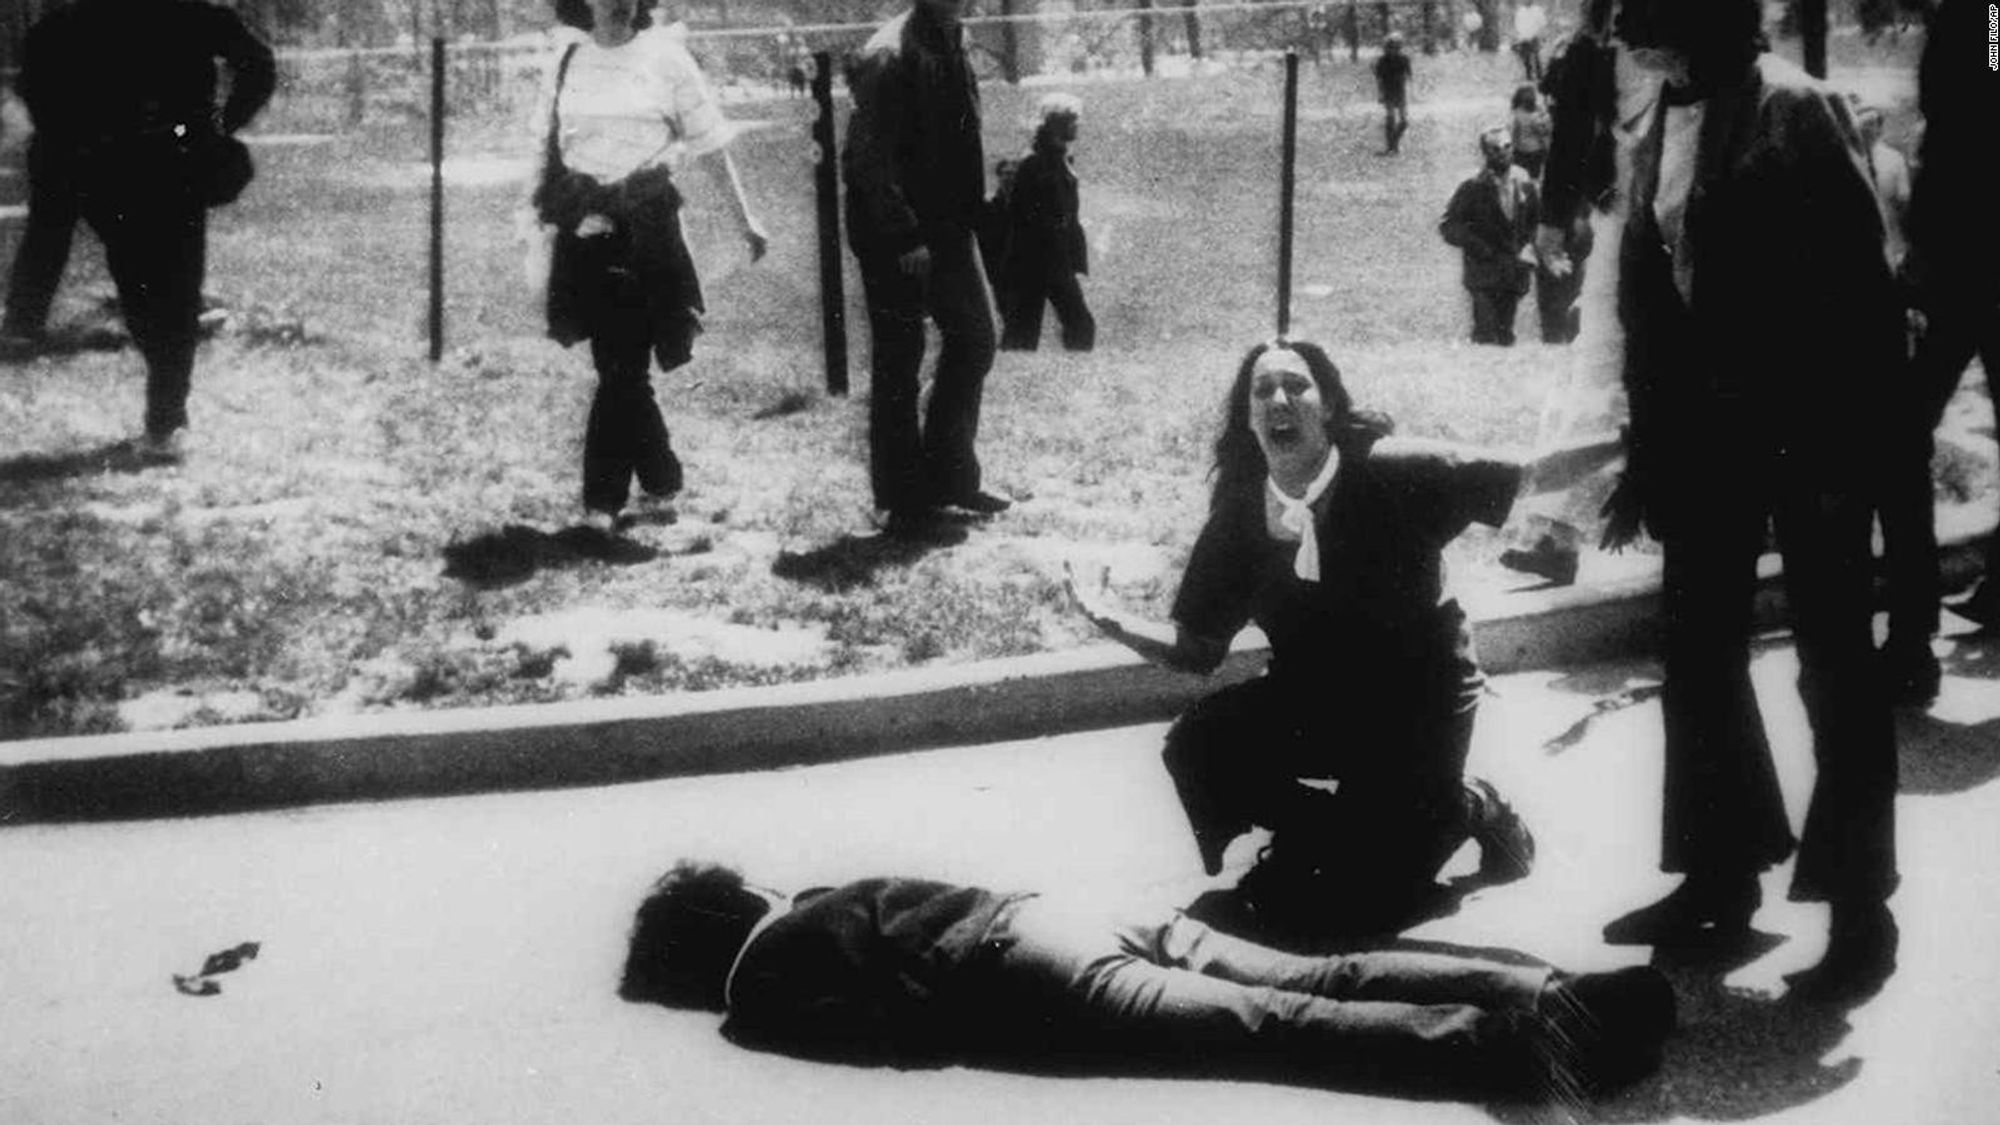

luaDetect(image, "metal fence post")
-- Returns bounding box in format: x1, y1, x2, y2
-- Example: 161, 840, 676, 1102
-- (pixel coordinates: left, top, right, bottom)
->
1277, 51, 1298, 338
429, 36, 445, 363
811, 50, 848, 397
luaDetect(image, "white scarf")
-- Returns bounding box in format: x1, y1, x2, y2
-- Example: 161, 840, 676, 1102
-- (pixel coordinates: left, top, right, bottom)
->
1268, 449, 1340, 582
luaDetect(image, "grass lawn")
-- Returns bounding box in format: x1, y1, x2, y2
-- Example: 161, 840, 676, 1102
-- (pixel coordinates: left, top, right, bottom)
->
0, 35, 1970, 742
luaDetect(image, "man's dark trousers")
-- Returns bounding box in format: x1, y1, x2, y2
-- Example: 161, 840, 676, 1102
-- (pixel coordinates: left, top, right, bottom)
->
2, 135, 79, 337
858, 227, 996, 514
1468, 286, 1519, 345
1000, 269, 1094, 352
80, 187, 205, 436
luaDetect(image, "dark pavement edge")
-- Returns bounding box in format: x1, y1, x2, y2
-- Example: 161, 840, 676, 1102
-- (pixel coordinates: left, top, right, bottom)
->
0, 536, 1986, 826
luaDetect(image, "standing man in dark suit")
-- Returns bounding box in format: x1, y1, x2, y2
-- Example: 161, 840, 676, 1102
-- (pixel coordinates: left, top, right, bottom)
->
15, 0, 274, 460
1439, 126, 1539, 346
843, 0, 1009, 537
1596, 0, 1904, 1003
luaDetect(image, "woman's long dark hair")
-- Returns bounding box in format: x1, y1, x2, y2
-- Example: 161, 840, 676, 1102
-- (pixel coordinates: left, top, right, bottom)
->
553, 0, 654, 33
1209, 340, 1392, 511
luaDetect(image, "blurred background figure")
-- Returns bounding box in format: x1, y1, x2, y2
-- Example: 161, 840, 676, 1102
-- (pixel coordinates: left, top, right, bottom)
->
1509, 83, 1551, 179
8, 0, 274, 459
998, 94, 1094, 353
1374, 32, 1412, 155
1512, 0, 1547, 82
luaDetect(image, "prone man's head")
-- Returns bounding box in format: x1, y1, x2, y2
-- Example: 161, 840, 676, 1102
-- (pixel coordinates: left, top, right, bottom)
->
619, 860, 776, 1012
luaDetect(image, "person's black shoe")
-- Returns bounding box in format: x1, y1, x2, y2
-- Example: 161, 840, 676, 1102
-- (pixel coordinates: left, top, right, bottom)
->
1533, 966, 1677, 1098
1602, 873, 1759, 948
1466, 777, 1535, 885
1785, 900, 1898, 1006
941, 489, 1012, 516
1882, 642, 1941, 709
1499, 534, 1581, 587
882, 507, 957, 541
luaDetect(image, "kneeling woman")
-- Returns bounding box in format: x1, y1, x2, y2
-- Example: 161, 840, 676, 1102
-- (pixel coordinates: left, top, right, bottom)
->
1071, 341, 1534, 938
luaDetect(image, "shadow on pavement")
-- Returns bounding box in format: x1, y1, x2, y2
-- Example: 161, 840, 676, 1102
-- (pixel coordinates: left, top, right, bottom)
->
772, 524, 971, 592
442, 523, 659, 589
0, 439, 178, 488
1898, 634, 2000, 794
1573, 949, 1862, 1124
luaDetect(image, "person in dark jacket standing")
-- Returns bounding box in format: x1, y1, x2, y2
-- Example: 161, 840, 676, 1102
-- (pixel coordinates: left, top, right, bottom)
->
843, 0, 1009, 537
1440, 127, 1539, 346
998, 94, 1093, 353
14, 0, 274, 460
1596, 0, 1903, 1005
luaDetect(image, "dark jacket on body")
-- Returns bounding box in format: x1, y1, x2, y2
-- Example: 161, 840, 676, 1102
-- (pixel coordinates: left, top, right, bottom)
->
842, 7, 986, 258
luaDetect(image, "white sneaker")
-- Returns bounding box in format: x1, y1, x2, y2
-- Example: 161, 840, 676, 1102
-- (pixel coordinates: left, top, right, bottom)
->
580, 509, 619, 535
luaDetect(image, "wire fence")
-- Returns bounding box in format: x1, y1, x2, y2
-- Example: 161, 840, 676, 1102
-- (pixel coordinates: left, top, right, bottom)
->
254, 1, 1493, 134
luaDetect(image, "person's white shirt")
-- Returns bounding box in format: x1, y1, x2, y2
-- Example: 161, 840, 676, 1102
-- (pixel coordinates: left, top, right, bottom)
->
1514, 3, 1547, 42
545, 25, 731, 185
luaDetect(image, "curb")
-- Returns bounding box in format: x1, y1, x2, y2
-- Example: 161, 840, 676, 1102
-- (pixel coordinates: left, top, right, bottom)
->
2, 531, 1989, 826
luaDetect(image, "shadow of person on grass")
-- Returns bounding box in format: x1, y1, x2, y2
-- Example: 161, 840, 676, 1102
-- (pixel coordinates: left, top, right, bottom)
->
442, 523, 657, 590
771, 523, 971, 592
0, 439, 180, 489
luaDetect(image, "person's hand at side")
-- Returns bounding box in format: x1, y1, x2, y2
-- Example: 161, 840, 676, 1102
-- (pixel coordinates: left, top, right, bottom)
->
742, 215, 770, 262
577, 213, 615, 238
898, 244, 932, 279
1535, 223, 1572, 277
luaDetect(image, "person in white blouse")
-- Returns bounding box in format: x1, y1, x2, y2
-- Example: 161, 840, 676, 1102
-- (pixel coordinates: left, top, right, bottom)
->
531, 0, 766, 534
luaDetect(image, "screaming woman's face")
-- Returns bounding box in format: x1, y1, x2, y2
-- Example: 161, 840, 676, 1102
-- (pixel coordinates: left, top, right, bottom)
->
1248, 349, 1330, 469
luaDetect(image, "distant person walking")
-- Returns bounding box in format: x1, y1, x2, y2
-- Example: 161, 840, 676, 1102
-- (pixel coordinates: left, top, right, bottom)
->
844, 0, 1010, 537
531, 0, 768, 534
1373, 32, 1412, 155
1439, 127, 1539, 346
998, 94, 1094, 353
8, 0, 274, 459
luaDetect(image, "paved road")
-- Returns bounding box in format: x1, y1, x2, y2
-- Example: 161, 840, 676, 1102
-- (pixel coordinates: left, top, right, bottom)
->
5, 640, 2000, 1125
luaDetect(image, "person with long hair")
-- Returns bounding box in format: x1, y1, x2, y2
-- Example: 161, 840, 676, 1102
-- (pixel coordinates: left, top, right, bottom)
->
1068, 340, 1541, 941
997, 93, 1095, 353
531, 0, 767, 534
